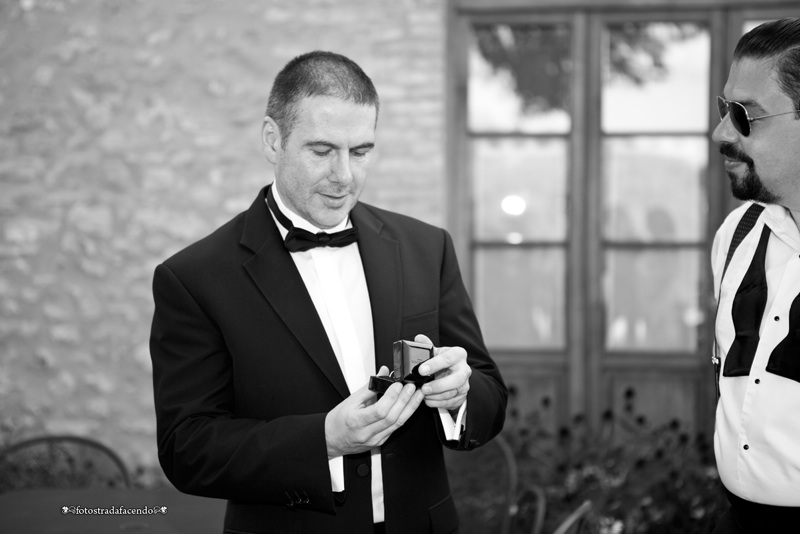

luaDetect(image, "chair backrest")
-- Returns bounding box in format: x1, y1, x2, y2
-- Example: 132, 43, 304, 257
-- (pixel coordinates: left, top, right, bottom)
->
525, 483, 547, 534
444, 434, 518, 534
0, 435, 131, 494
552, 500, 592, 534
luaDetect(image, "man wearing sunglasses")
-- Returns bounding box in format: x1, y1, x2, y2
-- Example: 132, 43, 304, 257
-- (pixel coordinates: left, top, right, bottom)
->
710, 18, 800, 534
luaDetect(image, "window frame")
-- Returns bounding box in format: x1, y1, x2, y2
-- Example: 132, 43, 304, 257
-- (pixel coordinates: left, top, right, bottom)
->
446, 0, 799, 430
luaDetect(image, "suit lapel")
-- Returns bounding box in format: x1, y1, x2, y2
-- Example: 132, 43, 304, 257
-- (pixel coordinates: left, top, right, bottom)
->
351, 204, 402, 373
240, 187, 350, 399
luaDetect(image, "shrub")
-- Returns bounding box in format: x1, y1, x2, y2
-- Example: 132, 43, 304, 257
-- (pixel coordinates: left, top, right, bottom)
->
505, 390, 728, 534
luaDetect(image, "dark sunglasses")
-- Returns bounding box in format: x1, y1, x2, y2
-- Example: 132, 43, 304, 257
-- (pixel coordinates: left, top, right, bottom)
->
717, 96, 800, 137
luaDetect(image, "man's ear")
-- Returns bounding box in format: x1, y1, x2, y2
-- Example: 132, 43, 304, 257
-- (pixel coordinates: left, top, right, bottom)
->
262, 117, 281, 164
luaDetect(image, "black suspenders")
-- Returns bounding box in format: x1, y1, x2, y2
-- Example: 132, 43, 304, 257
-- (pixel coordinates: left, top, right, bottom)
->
713, 203, 765, 398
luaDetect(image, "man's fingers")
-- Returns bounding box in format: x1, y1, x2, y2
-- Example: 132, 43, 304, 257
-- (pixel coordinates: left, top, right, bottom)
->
418, 347, 467, 377
350, 378, 381, 407
370, 388, 425, 444
424, 381, 468, 408
361, 381, 405, 424
418, 353, 450, 377
365, 383, 423, 431
422, 374, 458, 395
382, 383, 421, 423
425, 382, 469, 401
327, 374, 427, 456
423, 392, 467, 410
394, 388, 425, 424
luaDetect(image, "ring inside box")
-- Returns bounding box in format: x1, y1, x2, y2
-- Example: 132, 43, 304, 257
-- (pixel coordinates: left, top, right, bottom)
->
369, 340, 434, 395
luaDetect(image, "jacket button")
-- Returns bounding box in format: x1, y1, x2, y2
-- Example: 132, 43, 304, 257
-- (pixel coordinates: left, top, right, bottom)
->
357, 463, 370, 477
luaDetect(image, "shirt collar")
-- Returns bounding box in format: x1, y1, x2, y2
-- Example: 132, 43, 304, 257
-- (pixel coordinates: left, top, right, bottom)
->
761, 203, 800, 251
270, 182, 351, 236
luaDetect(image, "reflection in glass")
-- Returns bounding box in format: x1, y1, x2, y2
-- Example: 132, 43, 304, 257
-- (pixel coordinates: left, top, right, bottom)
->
473, 138, 568, 241
475, 248, 565, 349
469, 22, 572, 133
603, 137, 707, 242
603, 22, 709, 133
605, 249, 702, 351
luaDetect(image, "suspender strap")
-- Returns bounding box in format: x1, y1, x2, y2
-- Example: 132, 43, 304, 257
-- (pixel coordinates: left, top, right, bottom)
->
713, 202, 765, 398
722, 203, 765, 278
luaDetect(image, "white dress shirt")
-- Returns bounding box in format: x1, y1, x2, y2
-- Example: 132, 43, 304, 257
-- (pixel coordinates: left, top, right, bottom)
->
712, 202, 800, 506
268, 185, 465, 522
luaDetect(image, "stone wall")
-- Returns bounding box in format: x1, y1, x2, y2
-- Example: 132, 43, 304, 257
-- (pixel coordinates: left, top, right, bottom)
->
0, 0, 446, 480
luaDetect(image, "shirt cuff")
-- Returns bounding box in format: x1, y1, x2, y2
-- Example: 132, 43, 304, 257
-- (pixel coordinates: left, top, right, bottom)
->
329, 456, 345, 492
437, 400, 467, 441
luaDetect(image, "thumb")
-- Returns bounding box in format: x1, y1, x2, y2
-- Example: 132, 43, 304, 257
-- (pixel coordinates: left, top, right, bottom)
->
354, 366, 391, 404
352, 375, 384, 404
414, 334, 433, 346
414, 334, 438, 357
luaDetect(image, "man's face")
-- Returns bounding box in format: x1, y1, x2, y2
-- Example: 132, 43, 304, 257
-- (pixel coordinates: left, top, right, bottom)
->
712, 57, 800, 208
263, 95, 376, 229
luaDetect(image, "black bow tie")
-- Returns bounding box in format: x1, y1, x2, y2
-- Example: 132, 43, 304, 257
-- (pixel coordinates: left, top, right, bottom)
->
267, 185, 359, 253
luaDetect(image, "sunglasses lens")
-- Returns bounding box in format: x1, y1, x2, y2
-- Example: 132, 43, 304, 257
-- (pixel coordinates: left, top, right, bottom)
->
717, 97, 751, 136
730, 102, 750, 136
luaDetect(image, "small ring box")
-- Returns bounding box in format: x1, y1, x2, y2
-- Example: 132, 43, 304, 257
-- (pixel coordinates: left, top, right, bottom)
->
369, 340, 434, 395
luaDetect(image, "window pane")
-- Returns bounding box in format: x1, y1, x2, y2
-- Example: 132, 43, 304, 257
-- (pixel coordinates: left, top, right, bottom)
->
475, 248, 565, 349
604, 249, 703, 351
603, 22, 709, 133
469, 22, 572, 133
603, 136, 707, 242
473, 138, 568, 242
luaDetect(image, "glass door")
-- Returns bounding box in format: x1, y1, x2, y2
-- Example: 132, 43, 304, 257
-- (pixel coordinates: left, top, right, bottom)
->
455, 4, 797, 435
590, 14, 712, 433
466, 15, 577, 433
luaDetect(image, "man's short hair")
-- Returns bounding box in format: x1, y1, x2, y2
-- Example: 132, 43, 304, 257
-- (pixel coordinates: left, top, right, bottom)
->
734, 18, 800, 112
265, 51, 380, 146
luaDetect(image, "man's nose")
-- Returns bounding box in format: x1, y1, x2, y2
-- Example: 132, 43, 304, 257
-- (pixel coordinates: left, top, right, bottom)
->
712, 114, 739, 145
330, 152, 353, 184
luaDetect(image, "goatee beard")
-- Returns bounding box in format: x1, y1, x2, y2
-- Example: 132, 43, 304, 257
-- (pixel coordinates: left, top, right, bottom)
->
720, 143, 779, 204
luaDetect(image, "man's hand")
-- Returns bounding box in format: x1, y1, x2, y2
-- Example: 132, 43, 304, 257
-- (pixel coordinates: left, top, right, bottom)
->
415, 334, 471, 411
325, 366, 425, 458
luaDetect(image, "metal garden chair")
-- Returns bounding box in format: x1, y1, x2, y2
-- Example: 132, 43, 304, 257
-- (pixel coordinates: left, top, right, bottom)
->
0, 435, 131, 494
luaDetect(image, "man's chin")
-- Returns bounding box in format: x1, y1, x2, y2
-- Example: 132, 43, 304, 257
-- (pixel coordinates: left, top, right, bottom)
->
729, 179, 751, 201
312, 205, 355, 229
728, 172, 779, 204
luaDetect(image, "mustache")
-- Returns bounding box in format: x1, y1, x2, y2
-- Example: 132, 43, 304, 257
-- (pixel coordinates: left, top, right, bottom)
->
719, 143, 754, 166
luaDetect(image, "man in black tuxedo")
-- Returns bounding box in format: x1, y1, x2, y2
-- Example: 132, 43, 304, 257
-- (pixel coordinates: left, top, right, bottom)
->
149, 50, 507, 534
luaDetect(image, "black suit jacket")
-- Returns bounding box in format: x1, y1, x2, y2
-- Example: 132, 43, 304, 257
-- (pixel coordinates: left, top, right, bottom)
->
150, 186, 507, 534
